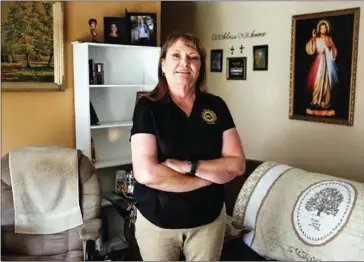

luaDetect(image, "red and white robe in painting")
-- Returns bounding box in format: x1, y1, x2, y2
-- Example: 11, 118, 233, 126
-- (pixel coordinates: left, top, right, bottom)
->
305, 36, 339, 110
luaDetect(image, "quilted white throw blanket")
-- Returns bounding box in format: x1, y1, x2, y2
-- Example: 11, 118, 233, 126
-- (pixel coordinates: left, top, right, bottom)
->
233, 162, 364, 261
9, 147, 83, 234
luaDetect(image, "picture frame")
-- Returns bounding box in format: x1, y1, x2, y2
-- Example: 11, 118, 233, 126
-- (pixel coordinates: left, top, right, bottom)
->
210, 49, 223, 72
227, 57, 247, 80
253, 45, 268, 71
126, 11, 157, 47
103, 17, 128, 45
135, 91, 150, 106
1, 1, 64, 92
289, 7, 360, 126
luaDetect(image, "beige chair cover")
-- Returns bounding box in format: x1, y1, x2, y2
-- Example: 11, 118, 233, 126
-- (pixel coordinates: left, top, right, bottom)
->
233, 161, 364, 261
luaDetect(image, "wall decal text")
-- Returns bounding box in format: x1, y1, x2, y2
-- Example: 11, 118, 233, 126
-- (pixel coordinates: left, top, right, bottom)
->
212, 30, 266, 41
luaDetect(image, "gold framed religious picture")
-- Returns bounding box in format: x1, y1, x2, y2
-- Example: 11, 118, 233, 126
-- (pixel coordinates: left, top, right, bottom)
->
1, 2, 64, 92
253, 45, 268, 71
289, 7, 360, 126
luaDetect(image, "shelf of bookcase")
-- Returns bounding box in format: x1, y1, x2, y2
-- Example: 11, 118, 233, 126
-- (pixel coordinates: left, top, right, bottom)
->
90, 84, 155, 89
95, 157, 132, 169
72, 41, 161, 51
91, 121, 133, 130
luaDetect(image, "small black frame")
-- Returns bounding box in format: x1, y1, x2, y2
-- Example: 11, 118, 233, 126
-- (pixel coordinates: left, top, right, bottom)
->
210, 49, 223, 72
103, 17, 128, 45
227, 57, 247, 80
253, 45, 268, 71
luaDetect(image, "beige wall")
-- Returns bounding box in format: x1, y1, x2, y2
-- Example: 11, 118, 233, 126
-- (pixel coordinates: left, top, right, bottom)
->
192, 2, 364, 182
1, 1, 161, 156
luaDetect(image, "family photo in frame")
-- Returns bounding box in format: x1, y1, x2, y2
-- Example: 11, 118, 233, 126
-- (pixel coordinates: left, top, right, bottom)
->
104, 17, 128, 45
289, 7, 360, 126
126, 12, 157, 47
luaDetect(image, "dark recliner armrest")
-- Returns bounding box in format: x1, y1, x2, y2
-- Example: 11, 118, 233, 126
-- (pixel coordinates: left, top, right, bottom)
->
224, 159, 263, 216
80, 219, 101, 241
85, 240, 97, 261
80, 219, 102, 261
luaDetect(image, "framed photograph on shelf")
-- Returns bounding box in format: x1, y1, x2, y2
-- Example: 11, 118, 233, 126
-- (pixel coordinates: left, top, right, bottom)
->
227, 57, 247, 80
103, 17, 128, 45
135, 91, 150, 106
126, 11, 157, 46
1, 1, 64, 92
253, 45, 268, 71
289, 7, 360, 126
210, 49, 223, 72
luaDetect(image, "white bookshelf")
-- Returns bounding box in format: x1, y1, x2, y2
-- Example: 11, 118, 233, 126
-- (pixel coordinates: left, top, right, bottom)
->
90, 120, 133, 130
90, 84, 156, 89
72, 42, 160, 169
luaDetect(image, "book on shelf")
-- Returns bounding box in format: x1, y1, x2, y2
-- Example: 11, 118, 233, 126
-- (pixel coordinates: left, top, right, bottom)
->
90, 102, 100, 125
91, 137, 97, 164
95, 63, 104, 85
88, 59, 104, 85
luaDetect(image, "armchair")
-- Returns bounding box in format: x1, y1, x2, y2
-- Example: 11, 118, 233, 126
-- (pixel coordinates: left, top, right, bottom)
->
1, 147, 102, 261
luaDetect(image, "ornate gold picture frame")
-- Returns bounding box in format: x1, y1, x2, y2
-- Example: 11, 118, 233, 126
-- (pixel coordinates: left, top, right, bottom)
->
1, 2, 64, 92
289, 7, 360, 126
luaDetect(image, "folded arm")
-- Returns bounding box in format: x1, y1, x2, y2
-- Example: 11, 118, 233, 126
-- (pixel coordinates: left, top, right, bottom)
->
163, 128, 245, 184
131, 133, 212, 193
194, 128, 245, 184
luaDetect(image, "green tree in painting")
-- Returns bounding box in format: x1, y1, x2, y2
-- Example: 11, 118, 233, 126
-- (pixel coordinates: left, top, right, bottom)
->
1, 2, 54, 82
1, 6, 20, 63
33, 2, 54, 67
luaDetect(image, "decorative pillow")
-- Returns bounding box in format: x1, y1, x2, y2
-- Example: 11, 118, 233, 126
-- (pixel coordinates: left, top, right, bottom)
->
232, 161, 364, 261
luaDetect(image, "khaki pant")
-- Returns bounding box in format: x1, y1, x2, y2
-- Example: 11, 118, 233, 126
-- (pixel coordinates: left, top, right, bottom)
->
135, 206, 226, 261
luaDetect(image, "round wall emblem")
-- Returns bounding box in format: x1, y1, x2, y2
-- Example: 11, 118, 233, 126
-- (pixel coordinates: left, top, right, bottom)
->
201, 109, 217, 124
292, 180, 356, 246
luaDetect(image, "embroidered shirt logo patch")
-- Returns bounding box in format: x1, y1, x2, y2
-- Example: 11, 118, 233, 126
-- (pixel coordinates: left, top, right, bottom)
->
201, 109, 217, 124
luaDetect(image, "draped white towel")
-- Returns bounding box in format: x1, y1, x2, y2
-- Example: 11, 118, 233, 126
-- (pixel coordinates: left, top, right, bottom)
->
9, 147, 83, 234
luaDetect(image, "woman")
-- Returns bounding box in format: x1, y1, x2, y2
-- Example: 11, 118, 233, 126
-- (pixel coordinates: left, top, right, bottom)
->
136, 17, 149, 45
305, 20, 339, 110
105, 23, 121, 44
130, 32, 246, 261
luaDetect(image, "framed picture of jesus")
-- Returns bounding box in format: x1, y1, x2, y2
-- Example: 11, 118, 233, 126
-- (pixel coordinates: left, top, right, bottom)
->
289, 7, 360, 126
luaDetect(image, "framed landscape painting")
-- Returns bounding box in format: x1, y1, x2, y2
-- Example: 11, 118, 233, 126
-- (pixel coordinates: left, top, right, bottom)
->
1, 1, 64, 92
289, 7, 360, 126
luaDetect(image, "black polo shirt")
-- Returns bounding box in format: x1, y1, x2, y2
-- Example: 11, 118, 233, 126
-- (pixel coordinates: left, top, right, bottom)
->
130, 91, 236, 229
